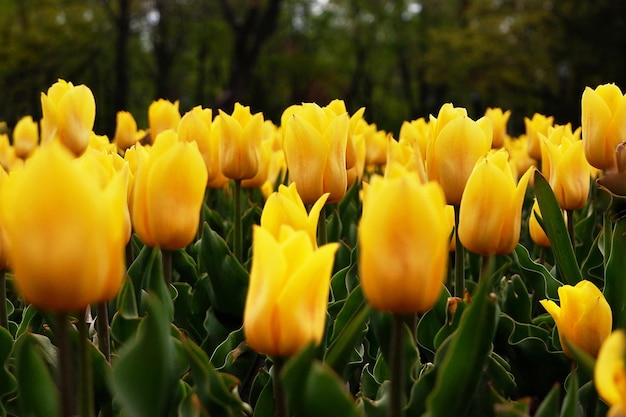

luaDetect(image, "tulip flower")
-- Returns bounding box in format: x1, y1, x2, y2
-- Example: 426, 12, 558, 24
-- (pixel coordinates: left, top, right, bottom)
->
524, 113, 554, 160
131, 130, 208, 250
218, 103, 264, 181
485, 107, 511, 149
40, 79, 96, 156
0, 142, 127, 311
504, 135, 537, 181
244, 225, 339, 357
581, 83, 626, 171
398, 117, 429, 168
12, 115, 39, 159
595, 330, 626, 416
359, 173, 450, 314
458, 149, 532, 256
261, 183, 328, 247
113, 111, 144, 153
540, 126, 590, 210
148, 99, 181, 143
529, 198, 552, 248
540, 280, 612, 358
283, 102, 350, 204
427, 105, 493, 205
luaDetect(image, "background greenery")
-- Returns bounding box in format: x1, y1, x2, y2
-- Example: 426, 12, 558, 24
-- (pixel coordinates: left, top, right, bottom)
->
1, 0, 624, 136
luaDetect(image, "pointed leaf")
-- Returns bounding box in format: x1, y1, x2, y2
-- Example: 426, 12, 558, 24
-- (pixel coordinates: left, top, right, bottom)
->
604, 217, 626, 329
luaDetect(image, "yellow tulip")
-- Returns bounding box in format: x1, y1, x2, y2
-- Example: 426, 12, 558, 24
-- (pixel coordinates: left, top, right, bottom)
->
581, 83, 626, 171
427, 106, 493, 205
385, 138, 427, 182
524, 113, 554, 160
540, 127, 590, 210
504, 135, 537, 181
485, 107, 511, 149
359, 173, 450, 314
529, 198, 552, 248
283, 102, 350, 204
0, 134, 16, 172
113, 111, 144, 152
261, 183, 328, 247
595, 330, 626, 417
244, 225, 339, 357
399, 117, 429, 168
131, 130, 208, 250
40, 79, 96, 156
13, 116, 39, 159
148, 99, 181, 143
218, 103, 264, 181
540, 280, 612, 358
458, 149, 532, 255
0, 142, 127, 311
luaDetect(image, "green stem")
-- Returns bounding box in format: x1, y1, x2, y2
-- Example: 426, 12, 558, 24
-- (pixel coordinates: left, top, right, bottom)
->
78, 311, 94, 417
272, 357, 288, 417
0, 270, 7, 329
96, 302, 110, 362
566, 209, 575, 250
234, 179, 243, 262
389, 314, 406, 417
162, 248, 172, 287
603, 210, 612, 274
454, 205, 465, 297
57, 312, 75, 417
318, 205, 328, 246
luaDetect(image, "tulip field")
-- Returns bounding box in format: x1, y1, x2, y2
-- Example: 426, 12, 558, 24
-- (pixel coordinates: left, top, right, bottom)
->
0, 79, 625, 417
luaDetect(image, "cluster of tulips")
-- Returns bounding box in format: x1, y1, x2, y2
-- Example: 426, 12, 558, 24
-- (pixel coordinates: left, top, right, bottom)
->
0, 78, 626, 417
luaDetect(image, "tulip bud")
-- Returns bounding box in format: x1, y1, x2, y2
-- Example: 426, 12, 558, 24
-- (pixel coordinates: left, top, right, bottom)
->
131, 130, 208, 250
524, 113, 554, 160
40, 79, 96, 156
13, 116, 39, 159
114, 111, 142, 152
540, 280, 612, 358
0, 142, 127, 311
581, 83, 626, 171
244, 226, 339, 357
359, 173, 450, 314
458, 149, 532, 256
218, 103, 264, 181
148, 99, 181, 144
485, 107, 511, 149
595, 330, 626, 416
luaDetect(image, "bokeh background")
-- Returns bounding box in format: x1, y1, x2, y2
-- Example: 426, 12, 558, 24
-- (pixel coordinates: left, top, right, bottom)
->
1, 0, 624, 137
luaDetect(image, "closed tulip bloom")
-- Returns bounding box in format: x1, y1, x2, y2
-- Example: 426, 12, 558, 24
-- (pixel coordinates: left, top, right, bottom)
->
540, 280, 612, 358
131, 130, 208, 249
595, 330, 626, 417
540, 128, 590, 210
428, 113, 493, 205
485, 107, 511, 149
582, 83, 626, 171
218, 103, 264, 181
13, 116, 39, 159
40, 79, 96, 156
283, 103, 350, 204
114, 111, 143, 152
399, 117, 429, 167
244, 226, 339, 357
504, 135, 537, 181
148, 99, 181, 144
261, 183, 329, 247
359, 173, 450, 314
529, 198, 552, 248
524, 113, 554, 160
0, 142, 127, 311
458, 149, 532, 255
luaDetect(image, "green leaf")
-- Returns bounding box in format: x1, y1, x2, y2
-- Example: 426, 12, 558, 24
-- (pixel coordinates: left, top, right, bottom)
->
415, 286, 451, 360
512, 244, 562, 300
183, 336, 247, 417
500, 275, 532, 323
604, 217, 626, 329
424, 268, 500, 417
282, 344, 361, 417
0, 327, 16, 415
111, 294, 178, 417
13, 333, 59, 417
172, 248, 199, 284
560, 368, 579, 417
198, 223, 249, 319
533, 384, 561, 417
325, 285, 371, 376
116, 277, 139, 319
534, 171, 583, 285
